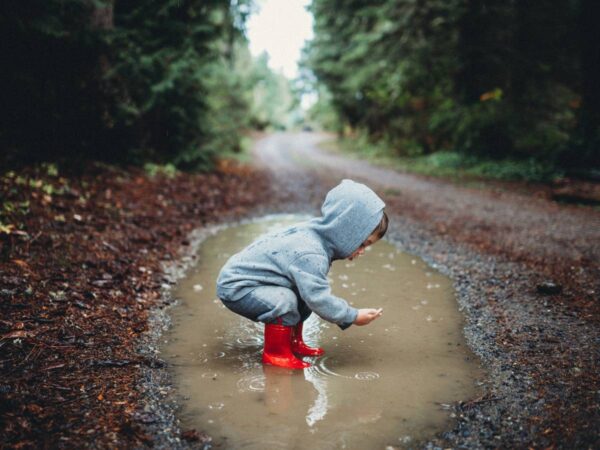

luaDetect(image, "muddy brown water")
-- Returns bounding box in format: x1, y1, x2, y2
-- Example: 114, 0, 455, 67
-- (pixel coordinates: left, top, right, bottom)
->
162, 216, 482, 449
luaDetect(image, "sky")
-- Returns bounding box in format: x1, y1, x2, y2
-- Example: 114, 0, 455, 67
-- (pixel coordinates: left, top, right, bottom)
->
245, 0, 314, 80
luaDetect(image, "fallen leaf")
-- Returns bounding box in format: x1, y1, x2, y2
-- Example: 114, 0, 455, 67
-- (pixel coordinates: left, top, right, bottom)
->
2, 330, 36, 339
26, 404, 43, 415
12, 259, 30, 270
0, 224, 15, 234
42, 363, 66, 371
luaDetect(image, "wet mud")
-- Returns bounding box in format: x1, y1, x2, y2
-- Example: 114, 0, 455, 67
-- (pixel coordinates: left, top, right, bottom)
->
162, 216, 481, 449
141, 133, 599, 449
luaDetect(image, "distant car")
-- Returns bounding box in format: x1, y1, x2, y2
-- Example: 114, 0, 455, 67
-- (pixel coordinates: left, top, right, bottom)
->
302, 125, 313, 132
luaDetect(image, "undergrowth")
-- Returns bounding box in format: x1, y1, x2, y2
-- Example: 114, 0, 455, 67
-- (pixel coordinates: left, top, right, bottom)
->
327, 135, 564, 183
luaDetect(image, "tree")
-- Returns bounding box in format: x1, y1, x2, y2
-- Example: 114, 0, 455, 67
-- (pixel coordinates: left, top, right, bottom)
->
304, 0, 597, 172
0, 0, 257, 170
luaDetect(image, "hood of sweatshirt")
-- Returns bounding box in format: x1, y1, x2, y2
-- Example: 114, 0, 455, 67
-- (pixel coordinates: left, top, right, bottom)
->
308, 179, 385, 259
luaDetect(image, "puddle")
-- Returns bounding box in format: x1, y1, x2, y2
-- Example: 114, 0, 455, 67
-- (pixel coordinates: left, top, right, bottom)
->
162, 215, 482, 449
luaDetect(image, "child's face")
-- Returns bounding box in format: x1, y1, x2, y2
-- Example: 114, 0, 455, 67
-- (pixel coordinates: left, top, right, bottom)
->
348, 232, 380, 261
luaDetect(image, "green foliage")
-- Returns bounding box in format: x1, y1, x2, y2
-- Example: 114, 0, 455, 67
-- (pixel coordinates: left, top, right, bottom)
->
106, 0, 253, 170
1, 171, 32, 233
0, 0, 262, 171
466, 158, 561, 182
452, 102, 514, 158
143, 163, 178, 178
337, 133, 562, 182
2, 200, 31, 217
422, 151, 561, 182
304, 0, 599, 175
305, 0, 461, 148
242, 53, 301, 131
301, 83, 343, 132
43, 163, 59, 177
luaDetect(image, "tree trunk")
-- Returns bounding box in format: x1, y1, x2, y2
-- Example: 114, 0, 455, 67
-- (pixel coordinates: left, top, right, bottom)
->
89, 0, 114, 30
579, 0, 600, 165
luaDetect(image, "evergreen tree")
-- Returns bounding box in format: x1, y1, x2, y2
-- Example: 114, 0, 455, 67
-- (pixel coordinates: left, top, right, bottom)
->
304, 0, 597, 172
0, 0, 258, 170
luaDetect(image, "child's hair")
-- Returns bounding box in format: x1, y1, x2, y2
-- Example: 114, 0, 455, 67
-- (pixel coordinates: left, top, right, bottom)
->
372, 211, 389, 239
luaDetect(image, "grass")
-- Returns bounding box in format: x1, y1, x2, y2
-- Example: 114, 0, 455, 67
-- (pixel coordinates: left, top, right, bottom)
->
321, 135, 564, 183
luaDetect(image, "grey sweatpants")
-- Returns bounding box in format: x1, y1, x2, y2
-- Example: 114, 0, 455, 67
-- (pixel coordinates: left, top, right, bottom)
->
220, 286, 312, 326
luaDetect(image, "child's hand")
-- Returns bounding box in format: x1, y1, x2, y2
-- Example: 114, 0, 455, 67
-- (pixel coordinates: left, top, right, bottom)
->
354, 308, 383, 326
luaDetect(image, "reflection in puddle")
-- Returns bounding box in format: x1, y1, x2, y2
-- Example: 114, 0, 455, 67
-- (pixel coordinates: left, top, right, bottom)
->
162, 215, 482, 449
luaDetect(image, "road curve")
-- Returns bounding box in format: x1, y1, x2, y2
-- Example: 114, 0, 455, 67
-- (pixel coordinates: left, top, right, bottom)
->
252, 131, 600, 448
253, 132, 600, 276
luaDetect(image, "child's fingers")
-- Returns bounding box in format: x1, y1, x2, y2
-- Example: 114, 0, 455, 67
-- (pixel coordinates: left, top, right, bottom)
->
371, 308, 383, 317
369, 309, 383, 322
355, 308, 383, 325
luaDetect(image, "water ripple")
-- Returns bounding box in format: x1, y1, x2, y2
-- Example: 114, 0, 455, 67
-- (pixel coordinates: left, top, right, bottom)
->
306, 356, 352, 380
236, 374, 266, 392
354, 371, 380, 381
235, 436, 340, 450
234, 438, 290, 450
208, 402, 225, 410
223, 321, 263, 350
235, 336, 263, 347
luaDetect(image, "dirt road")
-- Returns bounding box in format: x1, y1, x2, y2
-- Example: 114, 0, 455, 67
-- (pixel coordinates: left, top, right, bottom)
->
252, 132, 600, 449
254, 132, 600, 277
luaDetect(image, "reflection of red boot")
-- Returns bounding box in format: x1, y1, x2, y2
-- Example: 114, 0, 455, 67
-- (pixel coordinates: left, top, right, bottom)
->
262, 323, 311, 369
291, 322, 325, 356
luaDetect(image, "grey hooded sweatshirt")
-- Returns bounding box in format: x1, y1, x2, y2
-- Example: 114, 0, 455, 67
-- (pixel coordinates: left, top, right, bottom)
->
216, 179, 385, 329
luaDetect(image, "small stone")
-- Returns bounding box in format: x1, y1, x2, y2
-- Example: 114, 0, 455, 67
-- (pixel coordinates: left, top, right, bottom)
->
182, 430, 200, 442
536, 282, 562, 295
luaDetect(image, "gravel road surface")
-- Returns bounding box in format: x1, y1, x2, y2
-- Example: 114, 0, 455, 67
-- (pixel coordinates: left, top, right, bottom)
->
250, 132, 600, 449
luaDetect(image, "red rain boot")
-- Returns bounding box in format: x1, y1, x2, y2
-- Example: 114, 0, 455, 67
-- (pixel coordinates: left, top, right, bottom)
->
291, 322, 325, 357
262, 323, 311, 369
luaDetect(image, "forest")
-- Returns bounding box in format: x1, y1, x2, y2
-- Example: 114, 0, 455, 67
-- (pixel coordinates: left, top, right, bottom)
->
0, 0, 298, 170
1, 0, 599, 179
1, 2, 599, 449
303, 0, 600, 180
304, 0, 600, 176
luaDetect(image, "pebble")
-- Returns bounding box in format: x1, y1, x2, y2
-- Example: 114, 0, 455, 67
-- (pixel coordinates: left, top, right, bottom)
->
536, 282, 563, 295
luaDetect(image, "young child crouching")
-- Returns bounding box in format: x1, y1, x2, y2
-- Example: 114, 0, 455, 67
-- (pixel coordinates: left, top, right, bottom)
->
216, 179, 388, 369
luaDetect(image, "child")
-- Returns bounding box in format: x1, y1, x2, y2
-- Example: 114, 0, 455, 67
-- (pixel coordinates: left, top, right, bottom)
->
216, 179, 388, 369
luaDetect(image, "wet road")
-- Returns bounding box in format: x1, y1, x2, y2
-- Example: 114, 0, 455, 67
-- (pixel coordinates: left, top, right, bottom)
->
164, 217, 481, 449
253, 132, 600, 275
250, 131, 600, 448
